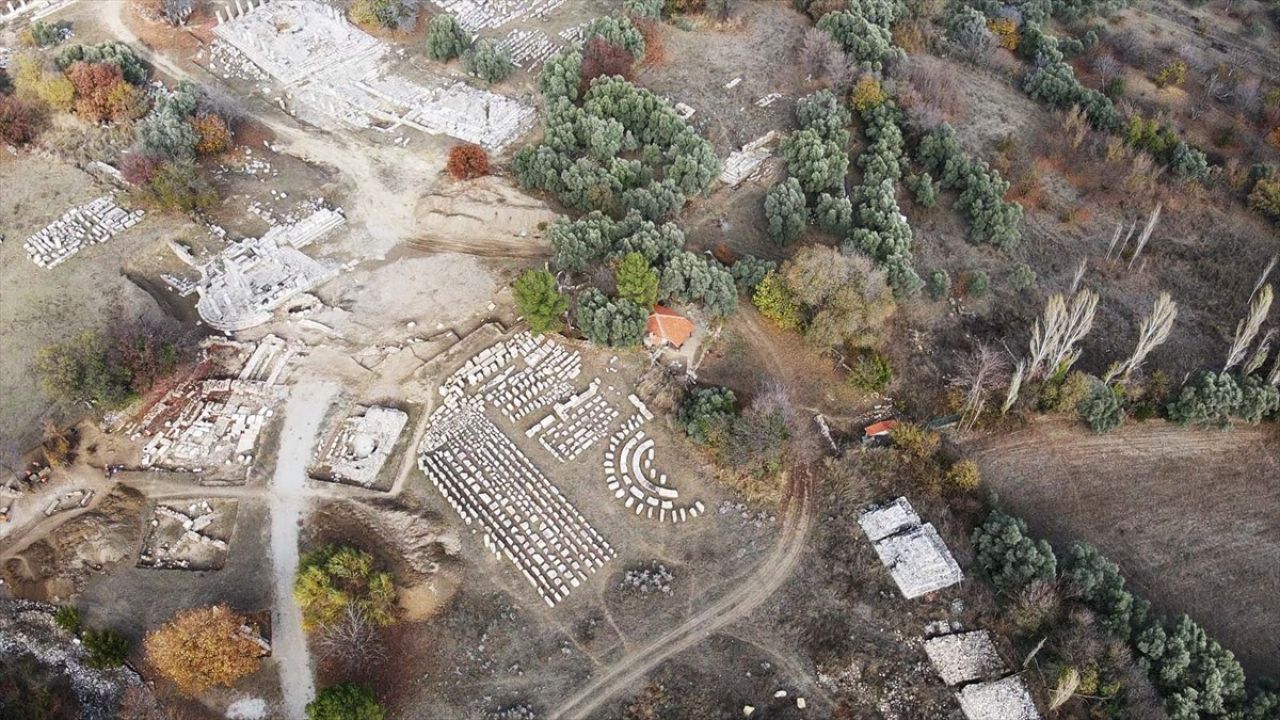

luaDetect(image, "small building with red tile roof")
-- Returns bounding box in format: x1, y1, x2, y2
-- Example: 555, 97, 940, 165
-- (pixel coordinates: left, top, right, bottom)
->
645, 305, 695, 349
863, 419, 899, 438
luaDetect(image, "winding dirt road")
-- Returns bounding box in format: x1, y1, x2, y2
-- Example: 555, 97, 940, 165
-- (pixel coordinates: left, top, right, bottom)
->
550, 474, 813, 720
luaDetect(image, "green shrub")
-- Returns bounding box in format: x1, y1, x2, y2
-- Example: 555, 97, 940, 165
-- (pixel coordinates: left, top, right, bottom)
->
678, 386, 737, 444
659, 251, 738, 316
906, 172, 937, 207
1062, 542, 1136, 636
1237, 375, 1280, 423
615, 252, 660, 307
1166, 370, 1242, 425
780, 128, 848, 194
83, 629, 130, 669
966, 269, 989, 297
1007, 262, 1037, 291
971, 510, 1057, 593
54, 606, 81, 634
731, 256, 775, 293
136, 161, 216, 213
764, 177, 808, 245
918, 124, 1023, 249
583, 15, 646, 59
752, 272, 803, 331
55, 42, 147, 85
795, 89, 851, 146
306, 683, 384, 720
576, 288, 648, 346
1079, 382, 1124, 432
812, 192, 853, 236
816, 9, 900, 70
425, 14, 469, 61
624, 0, 664, 17
848, 352, 893, 392
464, 39, 513, 84
926, 269, 951, 300
513, 269, 569, 334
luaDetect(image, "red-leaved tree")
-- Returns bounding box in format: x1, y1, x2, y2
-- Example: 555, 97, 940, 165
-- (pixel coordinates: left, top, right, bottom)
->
67, 61, 138, 123
446, 143, 490, 180
580, 37, 634, 94
0, 95, 44, 145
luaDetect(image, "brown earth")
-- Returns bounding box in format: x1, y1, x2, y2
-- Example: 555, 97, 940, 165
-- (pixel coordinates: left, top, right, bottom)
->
968, 416, 1280, 679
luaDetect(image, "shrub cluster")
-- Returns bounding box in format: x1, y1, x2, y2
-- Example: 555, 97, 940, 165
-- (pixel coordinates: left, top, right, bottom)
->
677, 386, 737, 444
425, 14, 470, 61
575, 288, 649, 346
918, 124, 1023, 249
1166, 370, 1279, 425
847, 100, 922, 296
976, 508, 1275, 719
815, 0, 903, 72
513, 269, 569, 334
464, 39, 514, 84
515, 69, 719, 222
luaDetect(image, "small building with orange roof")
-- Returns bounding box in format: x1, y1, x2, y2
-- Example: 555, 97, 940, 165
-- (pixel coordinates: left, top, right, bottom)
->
645, 305, 695, 350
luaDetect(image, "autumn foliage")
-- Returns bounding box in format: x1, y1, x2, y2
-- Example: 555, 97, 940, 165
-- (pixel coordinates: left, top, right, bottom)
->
581, 37, 635, 91
191, 113, 232, 155
144, 605, 264, 696
446, 142, 490, 180
120, 152, 164, 185
66, 61, 139, 122
0, 95, 44, 145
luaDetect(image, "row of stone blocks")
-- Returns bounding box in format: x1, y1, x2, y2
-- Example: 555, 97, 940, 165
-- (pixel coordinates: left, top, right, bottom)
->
23, 196, 144, 269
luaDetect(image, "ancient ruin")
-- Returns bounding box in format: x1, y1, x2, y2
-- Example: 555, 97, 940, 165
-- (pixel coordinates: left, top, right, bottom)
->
137, 500, 238, 571
956, 676, 1041, 720
128, 336, 296, 478
859, 497, 963, 599
418, 332, 621, 607
176, 208, 343, 332
719, 132, 780, 186
212, 0, 536, 150
22, 196, 144, 269
603, 399, 704, 523
312, 405, 408, 489
923, 630, 1007, 687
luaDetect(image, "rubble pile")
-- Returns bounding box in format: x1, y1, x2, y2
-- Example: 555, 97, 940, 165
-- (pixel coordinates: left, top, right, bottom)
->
618, 562, 674, 595
434, 0, 566, 31
719, 132, 781, 186
859, 497, 963, 599
137, 501, 237, 570
128, 336, 295, 477
22, 196, 144, 269
0, 600, 141, 720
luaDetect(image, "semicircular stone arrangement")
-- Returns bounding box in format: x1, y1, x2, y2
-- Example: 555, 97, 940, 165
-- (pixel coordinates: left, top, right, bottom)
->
604, 401, 704, 524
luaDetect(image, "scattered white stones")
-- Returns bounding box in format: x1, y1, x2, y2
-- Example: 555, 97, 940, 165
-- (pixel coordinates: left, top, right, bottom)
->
137, 500, 238, 570
618, 561, 673, 595
129, 336, 295, 477
859, 497, 963, 599
312, 406, 408, 488
434, 0, 567, 32
419, 397, 614, 607
956, 676, 1041, 720
419, 332, 623, 607
213, 0, 536, 150
189, 208, 343, 332
497, 28, 560, 70
719, 131, 781, 186
22, 196, 144, 269
923, 630, 1006, 687
529, 379, 618, 461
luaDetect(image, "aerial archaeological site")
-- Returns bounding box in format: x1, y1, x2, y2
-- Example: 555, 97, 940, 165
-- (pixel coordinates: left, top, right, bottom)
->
0, 0, 1277, 717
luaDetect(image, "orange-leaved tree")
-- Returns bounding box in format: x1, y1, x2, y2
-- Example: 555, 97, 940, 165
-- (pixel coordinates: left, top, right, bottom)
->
144, 604, 265, 695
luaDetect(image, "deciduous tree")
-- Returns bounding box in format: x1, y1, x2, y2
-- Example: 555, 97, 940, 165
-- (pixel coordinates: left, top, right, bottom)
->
145, 605, 263, 695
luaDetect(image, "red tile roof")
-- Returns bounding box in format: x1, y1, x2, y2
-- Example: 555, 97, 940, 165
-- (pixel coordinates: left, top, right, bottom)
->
864, 419, 899, 437
646, 305, 695, 348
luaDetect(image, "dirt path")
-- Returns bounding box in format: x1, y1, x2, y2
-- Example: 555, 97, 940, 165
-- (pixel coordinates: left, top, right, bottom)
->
550, 475, 813, 720
269, 382, 339, 719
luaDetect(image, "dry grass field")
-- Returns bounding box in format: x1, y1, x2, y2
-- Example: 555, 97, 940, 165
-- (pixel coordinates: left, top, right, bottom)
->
969, 417, 1280, 679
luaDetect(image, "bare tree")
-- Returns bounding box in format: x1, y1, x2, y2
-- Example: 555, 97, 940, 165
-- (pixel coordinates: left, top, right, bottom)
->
1127, 203, 1162, 269
1103, 292, 1178, 384
1250, 255, 1277, 304
1242, 329, 1274, 377
951, 345, 1008, 428
1002, 360, 1026, 414
1109, 219, 1137, 262
1224, 284, 1273, 372
1069, 257, 1088, 295
1027, 289, 1099, 379
315, 604, 387, 673
1103, 222, 1123, 261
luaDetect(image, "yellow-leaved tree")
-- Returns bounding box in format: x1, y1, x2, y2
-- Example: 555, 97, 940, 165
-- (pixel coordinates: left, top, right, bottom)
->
144, 604, 264, 696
